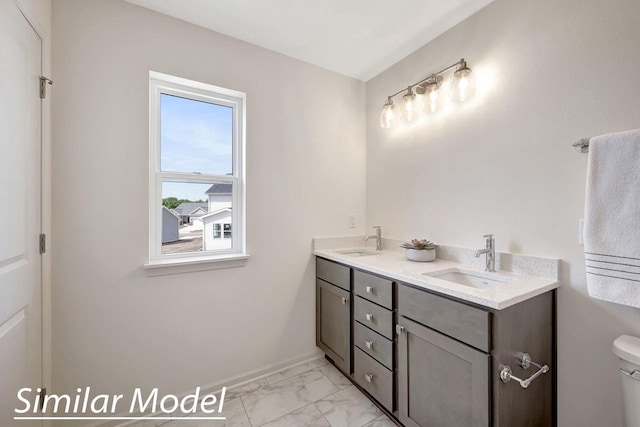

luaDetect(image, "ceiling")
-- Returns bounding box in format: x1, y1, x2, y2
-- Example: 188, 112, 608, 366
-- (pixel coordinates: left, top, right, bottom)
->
126, 0, 495, 81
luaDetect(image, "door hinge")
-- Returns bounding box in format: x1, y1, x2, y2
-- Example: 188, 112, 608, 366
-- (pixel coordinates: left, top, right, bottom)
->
39, 388, 46, 411
39, 76, 53, 99
39, 234, 46, 254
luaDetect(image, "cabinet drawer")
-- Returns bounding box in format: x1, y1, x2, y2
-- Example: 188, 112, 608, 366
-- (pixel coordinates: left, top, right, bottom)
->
316, 258, 350, 291
354, 296, 393, 339
354, 347, 393, 412
398, 283, 490, 352
354, 270, 393, 308
354, 322, 393, 369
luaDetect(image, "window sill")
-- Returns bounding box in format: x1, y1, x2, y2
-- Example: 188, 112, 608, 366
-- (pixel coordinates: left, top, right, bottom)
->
143, 253, 249, 276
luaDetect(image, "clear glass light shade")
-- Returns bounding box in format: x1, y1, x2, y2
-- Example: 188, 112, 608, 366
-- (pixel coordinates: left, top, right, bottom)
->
379, 101, 395, 128
424, 84, 440, 114
401, 91, 420, 123
451, 68, 475, 103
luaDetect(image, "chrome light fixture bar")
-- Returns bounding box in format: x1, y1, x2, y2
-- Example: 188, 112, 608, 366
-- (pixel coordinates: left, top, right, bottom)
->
379, 58, 475, 128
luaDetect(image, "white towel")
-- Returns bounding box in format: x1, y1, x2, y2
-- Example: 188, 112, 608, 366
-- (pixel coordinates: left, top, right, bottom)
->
584, 129, 640, 308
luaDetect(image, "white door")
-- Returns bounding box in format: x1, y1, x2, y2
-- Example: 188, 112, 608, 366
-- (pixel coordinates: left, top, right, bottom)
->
0, 0, 43, 425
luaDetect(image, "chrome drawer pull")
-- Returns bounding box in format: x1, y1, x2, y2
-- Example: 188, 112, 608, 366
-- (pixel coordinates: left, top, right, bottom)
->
365, 313, 374, 321
364, 373, 374, 383
366, 286, 374, 294
341, 297, 348, 305
365, 340, 374, 350
620, 368, 640, 381
499, 353, 549, 389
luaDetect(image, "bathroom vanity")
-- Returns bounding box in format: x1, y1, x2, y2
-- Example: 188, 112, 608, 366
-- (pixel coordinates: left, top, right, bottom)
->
315, 241, 559, 427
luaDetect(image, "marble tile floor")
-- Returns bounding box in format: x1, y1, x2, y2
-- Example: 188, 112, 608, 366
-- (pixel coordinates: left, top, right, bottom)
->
128, 359, 397, 427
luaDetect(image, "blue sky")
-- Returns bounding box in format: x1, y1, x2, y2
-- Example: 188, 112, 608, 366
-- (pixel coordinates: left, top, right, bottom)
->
162, 182, 214, 203
161, 94, 233, 201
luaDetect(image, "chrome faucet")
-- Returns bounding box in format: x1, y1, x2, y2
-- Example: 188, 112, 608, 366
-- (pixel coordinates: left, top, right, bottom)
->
365, 226, 383, 251
474, 234, 496, 272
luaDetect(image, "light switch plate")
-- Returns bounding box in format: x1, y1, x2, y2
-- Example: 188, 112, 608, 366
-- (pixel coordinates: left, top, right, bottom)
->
348, 214, 356, 228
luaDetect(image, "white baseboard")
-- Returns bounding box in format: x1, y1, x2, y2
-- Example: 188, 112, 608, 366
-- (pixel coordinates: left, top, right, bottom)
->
195, 349, 325, 397
91, 349, 324, 427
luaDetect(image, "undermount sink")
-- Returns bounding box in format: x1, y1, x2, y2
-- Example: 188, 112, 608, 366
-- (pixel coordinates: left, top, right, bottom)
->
424, 268, 513, 289
334, 248, 380, 257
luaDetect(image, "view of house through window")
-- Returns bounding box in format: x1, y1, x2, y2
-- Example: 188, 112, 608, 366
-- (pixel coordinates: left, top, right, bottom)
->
161, 182, 233, 254
150, 72, 245, 261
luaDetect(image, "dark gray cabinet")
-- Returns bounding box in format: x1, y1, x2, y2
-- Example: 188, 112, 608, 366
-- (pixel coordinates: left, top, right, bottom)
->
316, 259, 351, 373
316, 279, 351, 373
316, 256, 555, 427
354, 347, 394, 410
397, 316, 489, 427
397, 282, 555, 427
491, 291, 554, 427
352, 269, 395, 413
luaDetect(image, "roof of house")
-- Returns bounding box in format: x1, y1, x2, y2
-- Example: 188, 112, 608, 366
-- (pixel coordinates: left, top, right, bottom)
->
200, 207, 232, 221
205, 183, 232, 195
174, 202, 208, 215
162, 205, 182, 220
189, 207, 208, 215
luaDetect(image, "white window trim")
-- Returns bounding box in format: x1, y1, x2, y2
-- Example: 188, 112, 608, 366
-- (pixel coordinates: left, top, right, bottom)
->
144, 71, 247, 274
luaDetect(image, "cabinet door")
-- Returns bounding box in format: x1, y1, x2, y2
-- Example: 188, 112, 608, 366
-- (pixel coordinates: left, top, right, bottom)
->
397, 317, 489, 427
316, 279, 351, 373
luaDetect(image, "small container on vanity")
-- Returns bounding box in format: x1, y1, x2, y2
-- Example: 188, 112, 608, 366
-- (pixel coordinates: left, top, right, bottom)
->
402, 238, 437, 262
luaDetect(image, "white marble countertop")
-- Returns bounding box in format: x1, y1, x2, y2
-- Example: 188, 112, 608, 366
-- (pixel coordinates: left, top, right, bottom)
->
314, 246, 560, 310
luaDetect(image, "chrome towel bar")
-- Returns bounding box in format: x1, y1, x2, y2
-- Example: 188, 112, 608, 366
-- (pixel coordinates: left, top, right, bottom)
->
499, 353, 549, 389
572, 138, 590, 153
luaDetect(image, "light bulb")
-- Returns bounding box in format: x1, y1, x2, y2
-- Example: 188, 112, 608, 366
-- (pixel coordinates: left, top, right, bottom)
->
451, 60, 475, 103
427, 90, 439, 113
416, 75, 441, 115
379, 98, 395, 129
423, 79, 441, 114
401, 87, 418, 123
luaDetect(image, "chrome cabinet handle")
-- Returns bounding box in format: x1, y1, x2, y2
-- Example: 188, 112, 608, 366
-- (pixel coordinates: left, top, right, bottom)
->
365, 340, 374, 350
364, 373, 374, 383
341, 297, 348, 305
366, 286, 374, 294
499, 353, 549, 389
365, 313, 374, 321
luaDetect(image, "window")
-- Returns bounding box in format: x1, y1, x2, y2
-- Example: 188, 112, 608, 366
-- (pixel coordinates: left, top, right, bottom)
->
147, 72, 246, 268
212, 223, 231, 239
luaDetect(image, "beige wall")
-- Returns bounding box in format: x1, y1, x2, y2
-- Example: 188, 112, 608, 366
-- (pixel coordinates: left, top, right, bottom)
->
51, 0, 365, 407
365, 0, 640, 425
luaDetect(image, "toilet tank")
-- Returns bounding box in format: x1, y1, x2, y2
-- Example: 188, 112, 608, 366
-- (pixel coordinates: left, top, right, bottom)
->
614, 335, 640, 427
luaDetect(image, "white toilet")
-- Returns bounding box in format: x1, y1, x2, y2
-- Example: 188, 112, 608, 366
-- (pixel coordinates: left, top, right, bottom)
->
614, 335, 640, 427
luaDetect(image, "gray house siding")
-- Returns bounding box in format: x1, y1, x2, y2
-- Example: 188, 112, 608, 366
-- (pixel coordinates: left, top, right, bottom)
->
162, 207, 180, 243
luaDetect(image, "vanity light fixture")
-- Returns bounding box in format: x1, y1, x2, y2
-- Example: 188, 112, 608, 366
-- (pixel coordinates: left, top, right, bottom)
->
379, 58, 474, 128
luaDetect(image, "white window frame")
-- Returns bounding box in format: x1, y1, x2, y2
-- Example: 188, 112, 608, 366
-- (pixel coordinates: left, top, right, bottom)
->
145, 71, 247, 273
